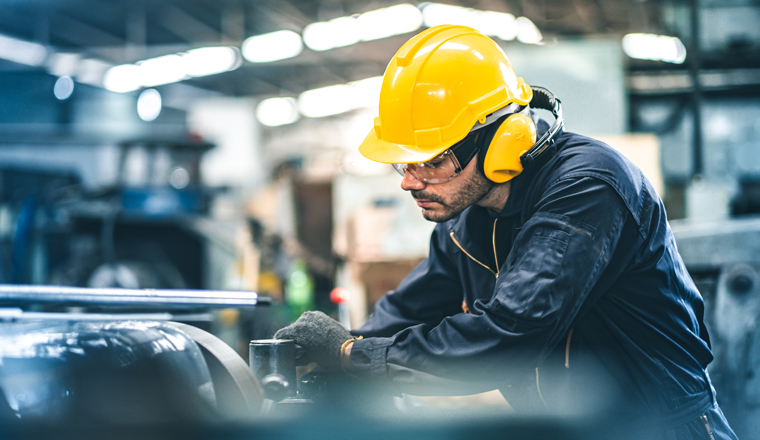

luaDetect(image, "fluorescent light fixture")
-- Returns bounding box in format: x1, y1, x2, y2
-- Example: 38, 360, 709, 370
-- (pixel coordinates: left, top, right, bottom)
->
184, 47, 241, 76
137, 54, 188, 87
53, 76, 75, 100
516, 17, 543, 45
242, 30, 303, 63
0, 34, 47, 66
420, 4, 518, 41
256, 97, 300, 127
104, 46, 241, 93
48, 53, 80, 77
298, 84, 354, 118
77, 58, 111, 87
351, 76, 383, 109
137, 88, 162, 122
303, 17, 360, 52
297, 76, 383, 119
622, 33, 687, 64
304, 3, 422, 51
356, 4, 423, 42
103, 64, 142, 93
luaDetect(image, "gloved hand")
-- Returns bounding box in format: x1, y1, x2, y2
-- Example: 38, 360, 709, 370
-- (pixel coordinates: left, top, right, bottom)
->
274, 311, 353, 372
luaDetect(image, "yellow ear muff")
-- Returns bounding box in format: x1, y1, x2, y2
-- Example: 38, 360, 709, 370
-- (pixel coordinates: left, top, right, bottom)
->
483, 113, 537, 183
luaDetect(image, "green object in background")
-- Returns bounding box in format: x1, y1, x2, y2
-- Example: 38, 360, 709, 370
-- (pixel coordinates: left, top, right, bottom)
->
285, 259, 314, 317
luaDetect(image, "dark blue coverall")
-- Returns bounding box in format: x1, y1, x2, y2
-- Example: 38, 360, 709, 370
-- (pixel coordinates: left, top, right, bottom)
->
349, 123, 738, 439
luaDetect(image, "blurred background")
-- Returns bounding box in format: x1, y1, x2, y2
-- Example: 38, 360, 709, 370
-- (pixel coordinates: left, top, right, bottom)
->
1, 0, 760, 436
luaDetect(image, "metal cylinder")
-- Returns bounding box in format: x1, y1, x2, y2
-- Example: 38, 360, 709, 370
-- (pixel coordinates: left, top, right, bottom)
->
249, 339, 297, 397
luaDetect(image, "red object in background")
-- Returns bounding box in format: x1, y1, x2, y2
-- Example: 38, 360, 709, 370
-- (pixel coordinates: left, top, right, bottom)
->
330, 287, 350, 304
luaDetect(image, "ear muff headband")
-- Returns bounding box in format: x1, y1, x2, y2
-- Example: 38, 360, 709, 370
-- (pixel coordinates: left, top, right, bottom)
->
520, 86, 564, 168
478, 86, 564, 183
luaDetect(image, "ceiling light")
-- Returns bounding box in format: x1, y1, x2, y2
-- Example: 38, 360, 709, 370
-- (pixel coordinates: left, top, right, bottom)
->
184, 47, 241, 76
303, 17, 360, 52
77, 58, 111, 87
256, 97, 299, 127
242, 30, 303, 63
421, 4, 520, 42
304, 4, 422, 52
622, 33, 687, 64
48, 53, 80, 77
297, 76, 383, 119
356, 4, 423, 42
516, 17, 543, 45
104, 46, 241, 93
53, 76, 75, 100
137, 88, 162, 122
0, 34, 47, 66
351, 76, 383, 109
103, 64, 142, 93
486, 12, 518, 41
138, 54, 188, 87
298, 84, 354, 118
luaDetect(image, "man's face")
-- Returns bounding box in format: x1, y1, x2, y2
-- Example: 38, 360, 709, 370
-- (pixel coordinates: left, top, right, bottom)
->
400, 153, 494, 223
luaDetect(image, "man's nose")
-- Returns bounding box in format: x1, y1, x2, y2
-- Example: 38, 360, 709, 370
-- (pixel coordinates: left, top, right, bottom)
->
400, 169, 426, 191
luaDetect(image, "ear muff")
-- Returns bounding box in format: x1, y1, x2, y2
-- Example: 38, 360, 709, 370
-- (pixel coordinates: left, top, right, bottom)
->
482, 113, 537, 183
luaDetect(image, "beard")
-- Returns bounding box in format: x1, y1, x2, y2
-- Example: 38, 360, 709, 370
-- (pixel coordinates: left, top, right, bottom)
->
411, 171, 494, 223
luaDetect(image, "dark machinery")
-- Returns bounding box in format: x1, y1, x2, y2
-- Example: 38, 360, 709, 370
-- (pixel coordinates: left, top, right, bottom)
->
0, 285, 269, 427
672, 216, 760, 440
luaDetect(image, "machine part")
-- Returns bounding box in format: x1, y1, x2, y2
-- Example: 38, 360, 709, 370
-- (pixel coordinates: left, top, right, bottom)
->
672, 218, 760, 439
260, 374, 290, 403
249, 339, 297, 399
168, 322, 263, 420
0, 308, 214, 322
709, 263, 760, 439
0, 284, 271, 309
87, 261, 167, 290
0, 320, 218, 424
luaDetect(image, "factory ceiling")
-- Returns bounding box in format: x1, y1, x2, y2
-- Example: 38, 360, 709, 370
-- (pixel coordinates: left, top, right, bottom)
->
0, 0, 674, 98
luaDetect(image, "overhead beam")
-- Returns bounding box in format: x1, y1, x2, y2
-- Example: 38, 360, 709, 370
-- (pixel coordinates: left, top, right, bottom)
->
50, 13, 124, 47
158, 5, 222, 44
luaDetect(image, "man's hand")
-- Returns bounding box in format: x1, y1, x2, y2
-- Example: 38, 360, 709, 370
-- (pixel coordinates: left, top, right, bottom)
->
274, 311, 352, 372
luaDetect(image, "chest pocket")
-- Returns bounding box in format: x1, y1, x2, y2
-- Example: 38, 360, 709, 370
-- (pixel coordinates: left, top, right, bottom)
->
497, 226, 571, 321
524, 227, 570, 278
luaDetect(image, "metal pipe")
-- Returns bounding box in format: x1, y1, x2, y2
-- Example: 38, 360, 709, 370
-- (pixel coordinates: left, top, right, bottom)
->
0, 308, 215, 322
0, 284, 271, 309
690, 0, 703, 177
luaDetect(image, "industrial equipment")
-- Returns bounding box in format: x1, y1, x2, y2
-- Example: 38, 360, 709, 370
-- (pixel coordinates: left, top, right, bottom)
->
672, 216, 760, 440
0, 285, 269, 428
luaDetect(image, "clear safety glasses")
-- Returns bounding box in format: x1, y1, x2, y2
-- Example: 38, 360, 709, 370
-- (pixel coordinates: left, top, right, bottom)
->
393, 130, 480, 184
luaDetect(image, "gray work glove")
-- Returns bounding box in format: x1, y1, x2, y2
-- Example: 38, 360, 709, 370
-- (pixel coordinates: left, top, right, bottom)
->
274, 311, 352, 372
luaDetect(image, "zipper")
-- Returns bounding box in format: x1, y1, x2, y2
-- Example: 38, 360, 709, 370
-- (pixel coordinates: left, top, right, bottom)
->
564, 328, 574, 369
535, 367, 548, 407
700, 414, 716, 440
449, 219, 500, 279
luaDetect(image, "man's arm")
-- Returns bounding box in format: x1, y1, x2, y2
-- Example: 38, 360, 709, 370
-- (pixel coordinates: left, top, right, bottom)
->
349, 176, 634, 392
352, 225, 465, 338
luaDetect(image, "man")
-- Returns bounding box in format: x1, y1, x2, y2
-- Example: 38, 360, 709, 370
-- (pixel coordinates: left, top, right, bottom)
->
276, 25, 737, 439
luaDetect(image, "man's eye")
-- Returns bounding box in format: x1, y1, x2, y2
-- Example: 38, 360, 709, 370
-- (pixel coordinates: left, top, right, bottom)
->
423, 156, 446, 168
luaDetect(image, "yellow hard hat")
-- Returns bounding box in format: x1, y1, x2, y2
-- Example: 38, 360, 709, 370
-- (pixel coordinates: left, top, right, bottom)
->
359, 24, 533, 165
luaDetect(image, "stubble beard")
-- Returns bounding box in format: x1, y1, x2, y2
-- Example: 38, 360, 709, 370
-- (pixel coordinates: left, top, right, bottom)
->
411, 171, 494, 223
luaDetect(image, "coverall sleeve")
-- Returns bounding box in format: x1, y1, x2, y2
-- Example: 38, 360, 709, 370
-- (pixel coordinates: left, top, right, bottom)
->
353, 226, 465, 338
349, 176, 632, 393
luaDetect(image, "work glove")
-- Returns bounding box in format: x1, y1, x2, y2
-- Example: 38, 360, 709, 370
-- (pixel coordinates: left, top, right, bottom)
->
274, 311, 353, 372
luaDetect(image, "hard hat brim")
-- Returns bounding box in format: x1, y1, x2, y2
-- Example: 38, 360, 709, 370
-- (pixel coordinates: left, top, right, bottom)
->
358, 128, 456, 165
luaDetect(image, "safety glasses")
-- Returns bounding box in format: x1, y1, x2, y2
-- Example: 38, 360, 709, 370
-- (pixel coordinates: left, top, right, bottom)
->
392, 130, 481, 184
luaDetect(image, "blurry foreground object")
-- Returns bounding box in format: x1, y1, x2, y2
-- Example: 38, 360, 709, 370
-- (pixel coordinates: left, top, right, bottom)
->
0, 284, 269, 430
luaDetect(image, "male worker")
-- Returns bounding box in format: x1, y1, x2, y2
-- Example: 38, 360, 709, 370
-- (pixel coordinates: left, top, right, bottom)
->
275, 25, 737, 438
